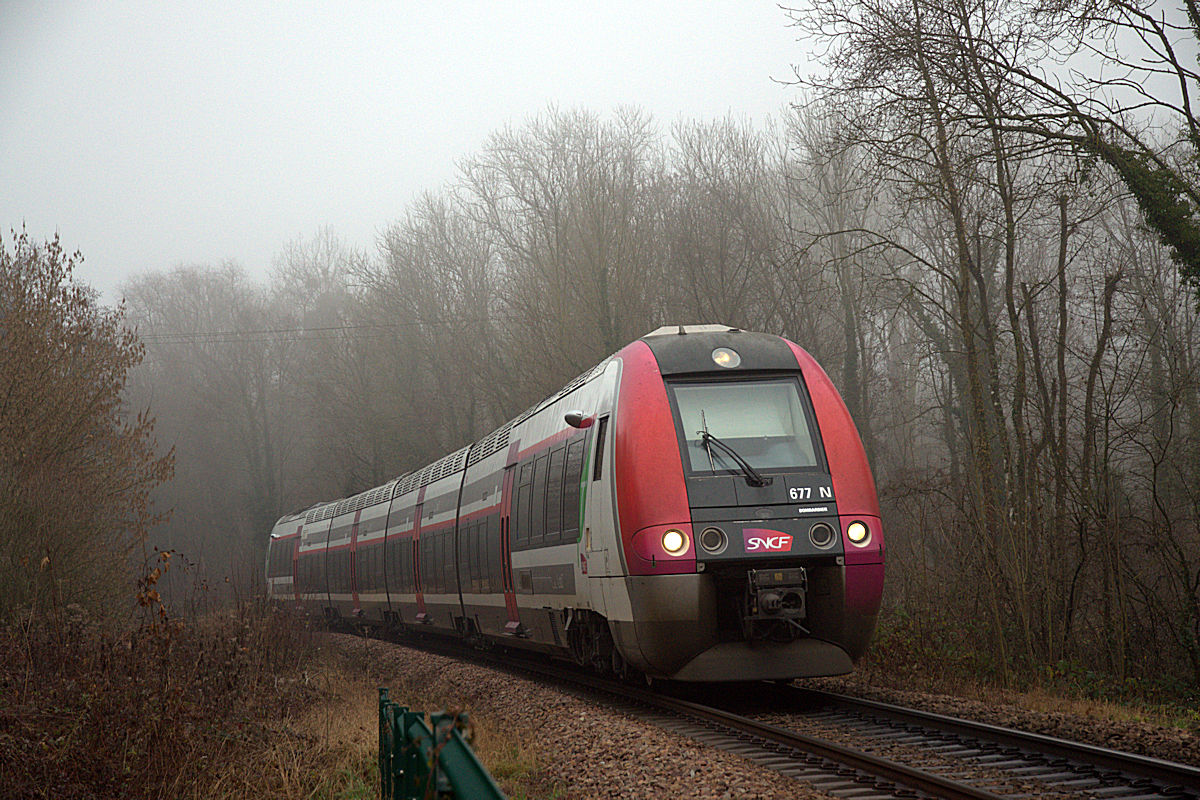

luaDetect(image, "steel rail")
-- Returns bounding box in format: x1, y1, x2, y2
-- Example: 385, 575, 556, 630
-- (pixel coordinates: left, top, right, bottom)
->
464, 646, 1010, 800
613, 680, 1009, 800
351, 630, 1200, 798
789, 687, 1200, 797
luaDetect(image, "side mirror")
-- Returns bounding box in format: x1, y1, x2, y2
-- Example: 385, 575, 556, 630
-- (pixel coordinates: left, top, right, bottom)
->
564, 410, 594, 429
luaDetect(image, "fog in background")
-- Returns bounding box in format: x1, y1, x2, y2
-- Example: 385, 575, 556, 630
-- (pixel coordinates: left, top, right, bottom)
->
1, 1, 801, 301
4, 0, 1199, 695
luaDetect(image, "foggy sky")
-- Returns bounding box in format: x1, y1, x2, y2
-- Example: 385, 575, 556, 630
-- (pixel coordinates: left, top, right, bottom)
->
0, 2, 804, 303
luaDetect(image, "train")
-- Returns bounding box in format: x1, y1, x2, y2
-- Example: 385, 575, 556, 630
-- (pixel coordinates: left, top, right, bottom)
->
265, 325, 884, 681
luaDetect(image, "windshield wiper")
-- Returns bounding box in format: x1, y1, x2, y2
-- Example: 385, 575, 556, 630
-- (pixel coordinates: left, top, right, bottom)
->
699, 430, 772, 488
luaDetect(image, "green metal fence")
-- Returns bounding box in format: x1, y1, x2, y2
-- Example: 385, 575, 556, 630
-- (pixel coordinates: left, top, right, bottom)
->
378, 688, 507, 800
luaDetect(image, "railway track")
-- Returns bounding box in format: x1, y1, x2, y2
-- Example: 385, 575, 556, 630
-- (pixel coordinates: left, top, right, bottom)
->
395, 633, 1200, 799
748, 686, 1200, 800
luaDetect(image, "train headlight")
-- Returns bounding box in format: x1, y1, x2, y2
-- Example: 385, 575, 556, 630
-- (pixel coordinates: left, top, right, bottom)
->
662, 528, 688, 555
711, 347, 741, 368
846, 520, 870, 546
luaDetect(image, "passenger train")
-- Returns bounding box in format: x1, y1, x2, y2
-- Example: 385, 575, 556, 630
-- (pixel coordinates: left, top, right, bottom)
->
265, 325, 884, 681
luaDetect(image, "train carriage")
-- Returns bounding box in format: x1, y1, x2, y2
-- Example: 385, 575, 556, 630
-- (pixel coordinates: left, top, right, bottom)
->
266, 325, 884, 681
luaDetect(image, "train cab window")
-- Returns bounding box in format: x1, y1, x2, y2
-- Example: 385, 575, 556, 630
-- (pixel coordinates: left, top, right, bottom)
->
592, 416, 609, 481
670, 379, 821, 474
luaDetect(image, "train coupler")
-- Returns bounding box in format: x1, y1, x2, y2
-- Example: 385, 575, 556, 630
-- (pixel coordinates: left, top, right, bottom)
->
742, 567, 808, 641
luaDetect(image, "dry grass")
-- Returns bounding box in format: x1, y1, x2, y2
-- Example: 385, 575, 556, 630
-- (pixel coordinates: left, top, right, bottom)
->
197, 676, 380, 800
0, 605, 558, 799
0, 602, 342, 800
849, 634, 1200, 732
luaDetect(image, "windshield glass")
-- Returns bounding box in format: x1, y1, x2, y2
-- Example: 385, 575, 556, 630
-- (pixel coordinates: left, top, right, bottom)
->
671, 380, 819, 473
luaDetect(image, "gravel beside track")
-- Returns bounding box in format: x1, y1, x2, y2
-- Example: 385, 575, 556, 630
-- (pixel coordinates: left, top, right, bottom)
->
333, 633, 830, 799
328, 632, 1199, 798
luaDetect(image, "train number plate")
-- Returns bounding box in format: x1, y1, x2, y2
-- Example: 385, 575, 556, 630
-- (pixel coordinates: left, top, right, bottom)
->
786, 482, 833, 502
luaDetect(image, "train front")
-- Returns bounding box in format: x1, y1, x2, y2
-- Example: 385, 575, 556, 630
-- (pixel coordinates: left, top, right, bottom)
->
609, 325, 883, 681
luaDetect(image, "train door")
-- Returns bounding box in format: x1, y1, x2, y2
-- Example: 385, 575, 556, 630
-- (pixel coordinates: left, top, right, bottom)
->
413, 499, 427, 623
584, 414, 620, 577
500, 448, 521, 634
349, 509, 361, 615
291, 524, 301, 604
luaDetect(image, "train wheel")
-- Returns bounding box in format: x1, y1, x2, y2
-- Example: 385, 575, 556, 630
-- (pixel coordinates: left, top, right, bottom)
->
611, 645, 626, 678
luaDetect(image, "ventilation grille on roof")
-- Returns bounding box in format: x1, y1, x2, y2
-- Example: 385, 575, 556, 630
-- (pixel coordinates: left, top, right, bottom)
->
304, 480, 398, 523
392, 445, 470, 498
467, 422, 512, 467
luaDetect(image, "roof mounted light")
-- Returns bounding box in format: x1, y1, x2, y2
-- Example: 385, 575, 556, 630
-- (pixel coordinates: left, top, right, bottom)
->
712, 347, 741, 368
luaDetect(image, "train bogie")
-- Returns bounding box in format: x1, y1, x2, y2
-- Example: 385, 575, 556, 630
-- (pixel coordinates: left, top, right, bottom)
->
266, 325, 884, 681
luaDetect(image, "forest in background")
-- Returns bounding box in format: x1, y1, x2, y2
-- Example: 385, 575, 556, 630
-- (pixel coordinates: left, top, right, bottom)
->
4, 0, 1198, 698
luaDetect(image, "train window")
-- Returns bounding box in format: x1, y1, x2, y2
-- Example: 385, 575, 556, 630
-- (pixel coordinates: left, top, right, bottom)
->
436, 532, 446, 594
419, 537, 430, 593
428, 535, 438, 594
468, 525, 479, 592
563, 438, 585, 540
437, 534, 447, 594
398, 542, 406, 593
386, 538, 397, 593
407, 541, 415, 593
427, 535, 437, 594
394, 542, 403, 593
592, 416, 609, 481
670, 379, 821, 474
515, 480, 532, 550
531, 454, 549, 546
545, 447, 566, 545
474, 524, 484, 592
443, 534, 454, 594
436, 534, 444, 594
410, 539, 419, 593
488, 515, 501, 593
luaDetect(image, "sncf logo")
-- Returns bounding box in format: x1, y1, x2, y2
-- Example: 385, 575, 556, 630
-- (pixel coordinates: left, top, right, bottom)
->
743, 528, 793, 553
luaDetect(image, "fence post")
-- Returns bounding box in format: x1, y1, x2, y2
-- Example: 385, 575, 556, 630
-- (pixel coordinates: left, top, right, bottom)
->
377, 687, 506, 800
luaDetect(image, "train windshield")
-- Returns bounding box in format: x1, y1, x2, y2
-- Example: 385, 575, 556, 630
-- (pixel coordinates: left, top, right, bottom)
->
670, 379, 819, 473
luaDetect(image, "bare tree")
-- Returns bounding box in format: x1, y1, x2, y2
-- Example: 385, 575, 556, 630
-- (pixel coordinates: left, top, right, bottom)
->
1, 230, 173, 618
